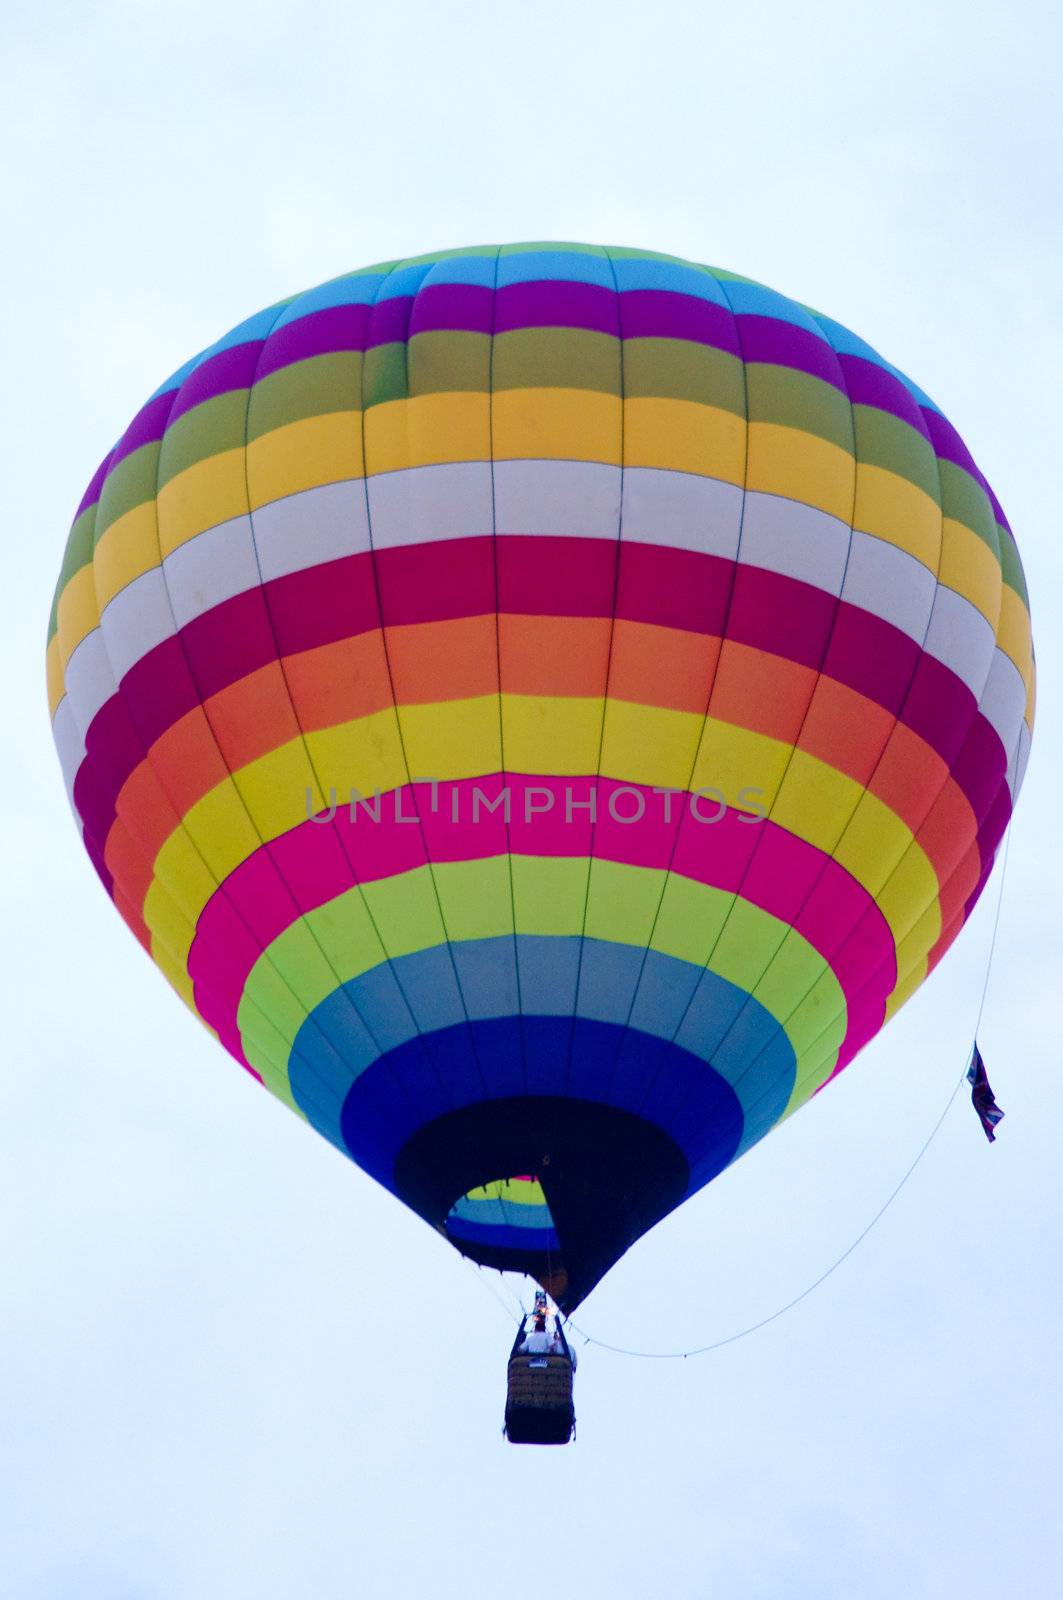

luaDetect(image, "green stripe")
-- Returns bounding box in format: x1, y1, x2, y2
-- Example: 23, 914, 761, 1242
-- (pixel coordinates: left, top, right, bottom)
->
248, 351, 364, 439
852, 404, 940, 501
747, 363, 853, 452
938, 458, 1001, 559
157, 391, 249, 489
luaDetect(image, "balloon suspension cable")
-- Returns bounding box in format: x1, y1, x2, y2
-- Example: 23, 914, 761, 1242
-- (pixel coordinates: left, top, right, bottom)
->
563, 824, 1014, 1361
463, 1257, 526, 1325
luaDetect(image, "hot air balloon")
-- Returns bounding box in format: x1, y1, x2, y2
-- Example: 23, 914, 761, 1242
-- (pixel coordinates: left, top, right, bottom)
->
47, 243, 1035, 1320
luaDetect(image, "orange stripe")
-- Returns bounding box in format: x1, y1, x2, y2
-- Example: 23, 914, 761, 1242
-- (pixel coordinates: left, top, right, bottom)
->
105, 817, 156, 916
802, 676, 895, 783
114, 761, 186, 871
114, 882, 152, 952
914, 776, 979, 886
151, 706, 233, 817
286, 631, 393, 726
501, 614, 613, 696
206, 661, 305, 772
100, 616, 971, 920
610, 620, 721, 714
711, 639, 816, 745
391, 615, 499, 702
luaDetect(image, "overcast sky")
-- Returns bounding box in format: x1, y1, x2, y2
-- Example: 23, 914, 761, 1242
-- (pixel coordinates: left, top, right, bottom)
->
4, 2, 1062, 1596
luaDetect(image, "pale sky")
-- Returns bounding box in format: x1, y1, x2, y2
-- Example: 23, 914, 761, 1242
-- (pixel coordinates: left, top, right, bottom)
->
4, 2, 1062, 1596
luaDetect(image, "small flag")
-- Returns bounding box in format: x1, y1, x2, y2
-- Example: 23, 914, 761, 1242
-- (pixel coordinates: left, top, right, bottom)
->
967, 1045, 1004, 1142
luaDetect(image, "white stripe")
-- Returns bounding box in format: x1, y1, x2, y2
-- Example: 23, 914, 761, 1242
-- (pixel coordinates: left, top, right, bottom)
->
843, 532, 936, 642
923, 585, 996, 698
980, 649, 1027, 795
71, 464, 1009, 742
741, 493, 850, 595
252, 479, 369, 580
494, 459, 621, 540
52, 696, 85, 803
623, 467, 742, 558
164, 513, 261, 629
1014, 721, 1032, 797
101, 567, 176, 683
63, 627, 117, 736
368, 460, 493, 548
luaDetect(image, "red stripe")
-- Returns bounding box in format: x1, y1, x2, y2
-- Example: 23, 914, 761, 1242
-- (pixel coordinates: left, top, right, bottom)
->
72, 536, 1003, 855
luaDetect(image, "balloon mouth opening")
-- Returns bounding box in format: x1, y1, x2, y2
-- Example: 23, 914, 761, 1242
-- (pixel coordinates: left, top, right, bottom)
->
442, 1174, 567, 1301
392, 1096, 689, 1312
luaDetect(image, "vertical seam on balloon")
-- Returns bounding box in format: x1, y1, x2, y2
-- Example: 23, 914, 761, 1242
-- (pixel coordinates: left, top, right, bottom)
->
600, 263, 752, 1116
701, 349, 1006, 1149
88, 353, 362, 1107
592, 265, 752, 1113
558, 244, 627, 1104
237, 283, 437, 1124
170, 312, 401, 1099
791, 381, 993, 1045
357, 260, 490, 1110
634, 289, 863, 1137
485, 244, 530, 1099
686, 325, 882, 1109
74, 504, 275, 1057
744, 339, 957, 1087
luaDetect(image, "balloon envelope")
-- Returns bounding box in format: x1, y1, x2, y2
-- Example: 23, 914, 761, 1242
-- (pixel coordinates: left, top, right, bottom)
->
48, 244, 1035, 1309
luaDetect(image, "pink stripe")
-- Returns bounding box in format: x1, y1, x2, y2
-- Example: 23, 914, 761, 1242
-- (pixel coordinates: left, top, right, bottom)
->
188, 775, 897, 1066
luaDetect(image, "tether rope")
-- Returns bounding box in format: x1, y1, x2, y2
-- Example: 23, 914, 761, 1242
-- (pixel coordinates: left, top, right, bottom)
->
461, 828, 1012, 1357
562, 824, 1015, 1359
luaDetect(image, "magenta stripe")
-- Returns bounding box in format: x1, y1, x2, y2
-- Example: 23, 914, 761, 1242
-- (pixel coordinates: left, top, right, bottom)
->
186, 774, 896, 1067
70, 535, 1002, 854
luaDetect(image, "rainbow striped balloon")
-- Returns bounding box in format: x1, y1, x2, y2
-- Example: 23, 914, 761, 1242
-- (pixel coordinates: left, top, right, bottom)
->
47, 243, 1035, 1309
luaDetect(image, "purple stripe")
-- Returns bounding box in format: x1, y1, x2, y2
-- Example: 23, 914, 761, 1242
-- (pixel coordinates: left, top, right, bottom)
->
985, 484, 1012, 534
75, 451, 114, 519
737, 314, 845, 391
839, 353, 932, 442
921, 407, 993, 497
494, 279, 620, 336
108, 390, 180, 474
168, 341, 264, 424
619, 289, 740, 354
257, 303, 371, 377
364, 294, 414, 349
410, 283, 495, 336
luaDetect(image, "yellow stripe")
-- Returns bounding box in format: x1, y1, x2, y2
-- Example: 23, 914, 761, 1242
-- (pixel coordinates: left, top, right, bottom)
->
150, 933, 202, 1017
366, 391, 491, 473
94, 501, 163, 611
492, 387, 618, 463
937, 517, 1002, 626
746, 423, 854, 524
996, 585, 1035, 712
155, 448, 248, 557
466, 1180, 548, 1205
56, 565, 99, 671
854, 463, 941, 571
625, 398, 746, 482
247, 411, 364, 508
134, 696, 942, 984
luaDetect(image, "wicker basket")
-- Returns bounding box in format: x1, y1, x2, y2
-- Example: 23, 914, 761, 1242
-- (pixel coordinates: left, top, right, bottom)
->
505, 1355, 575, 1444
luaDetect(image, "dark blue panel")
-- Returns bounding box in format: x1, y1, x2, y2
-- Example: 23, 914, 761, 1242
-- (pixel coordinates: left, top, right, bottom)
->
337, 1015, 744, 1194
